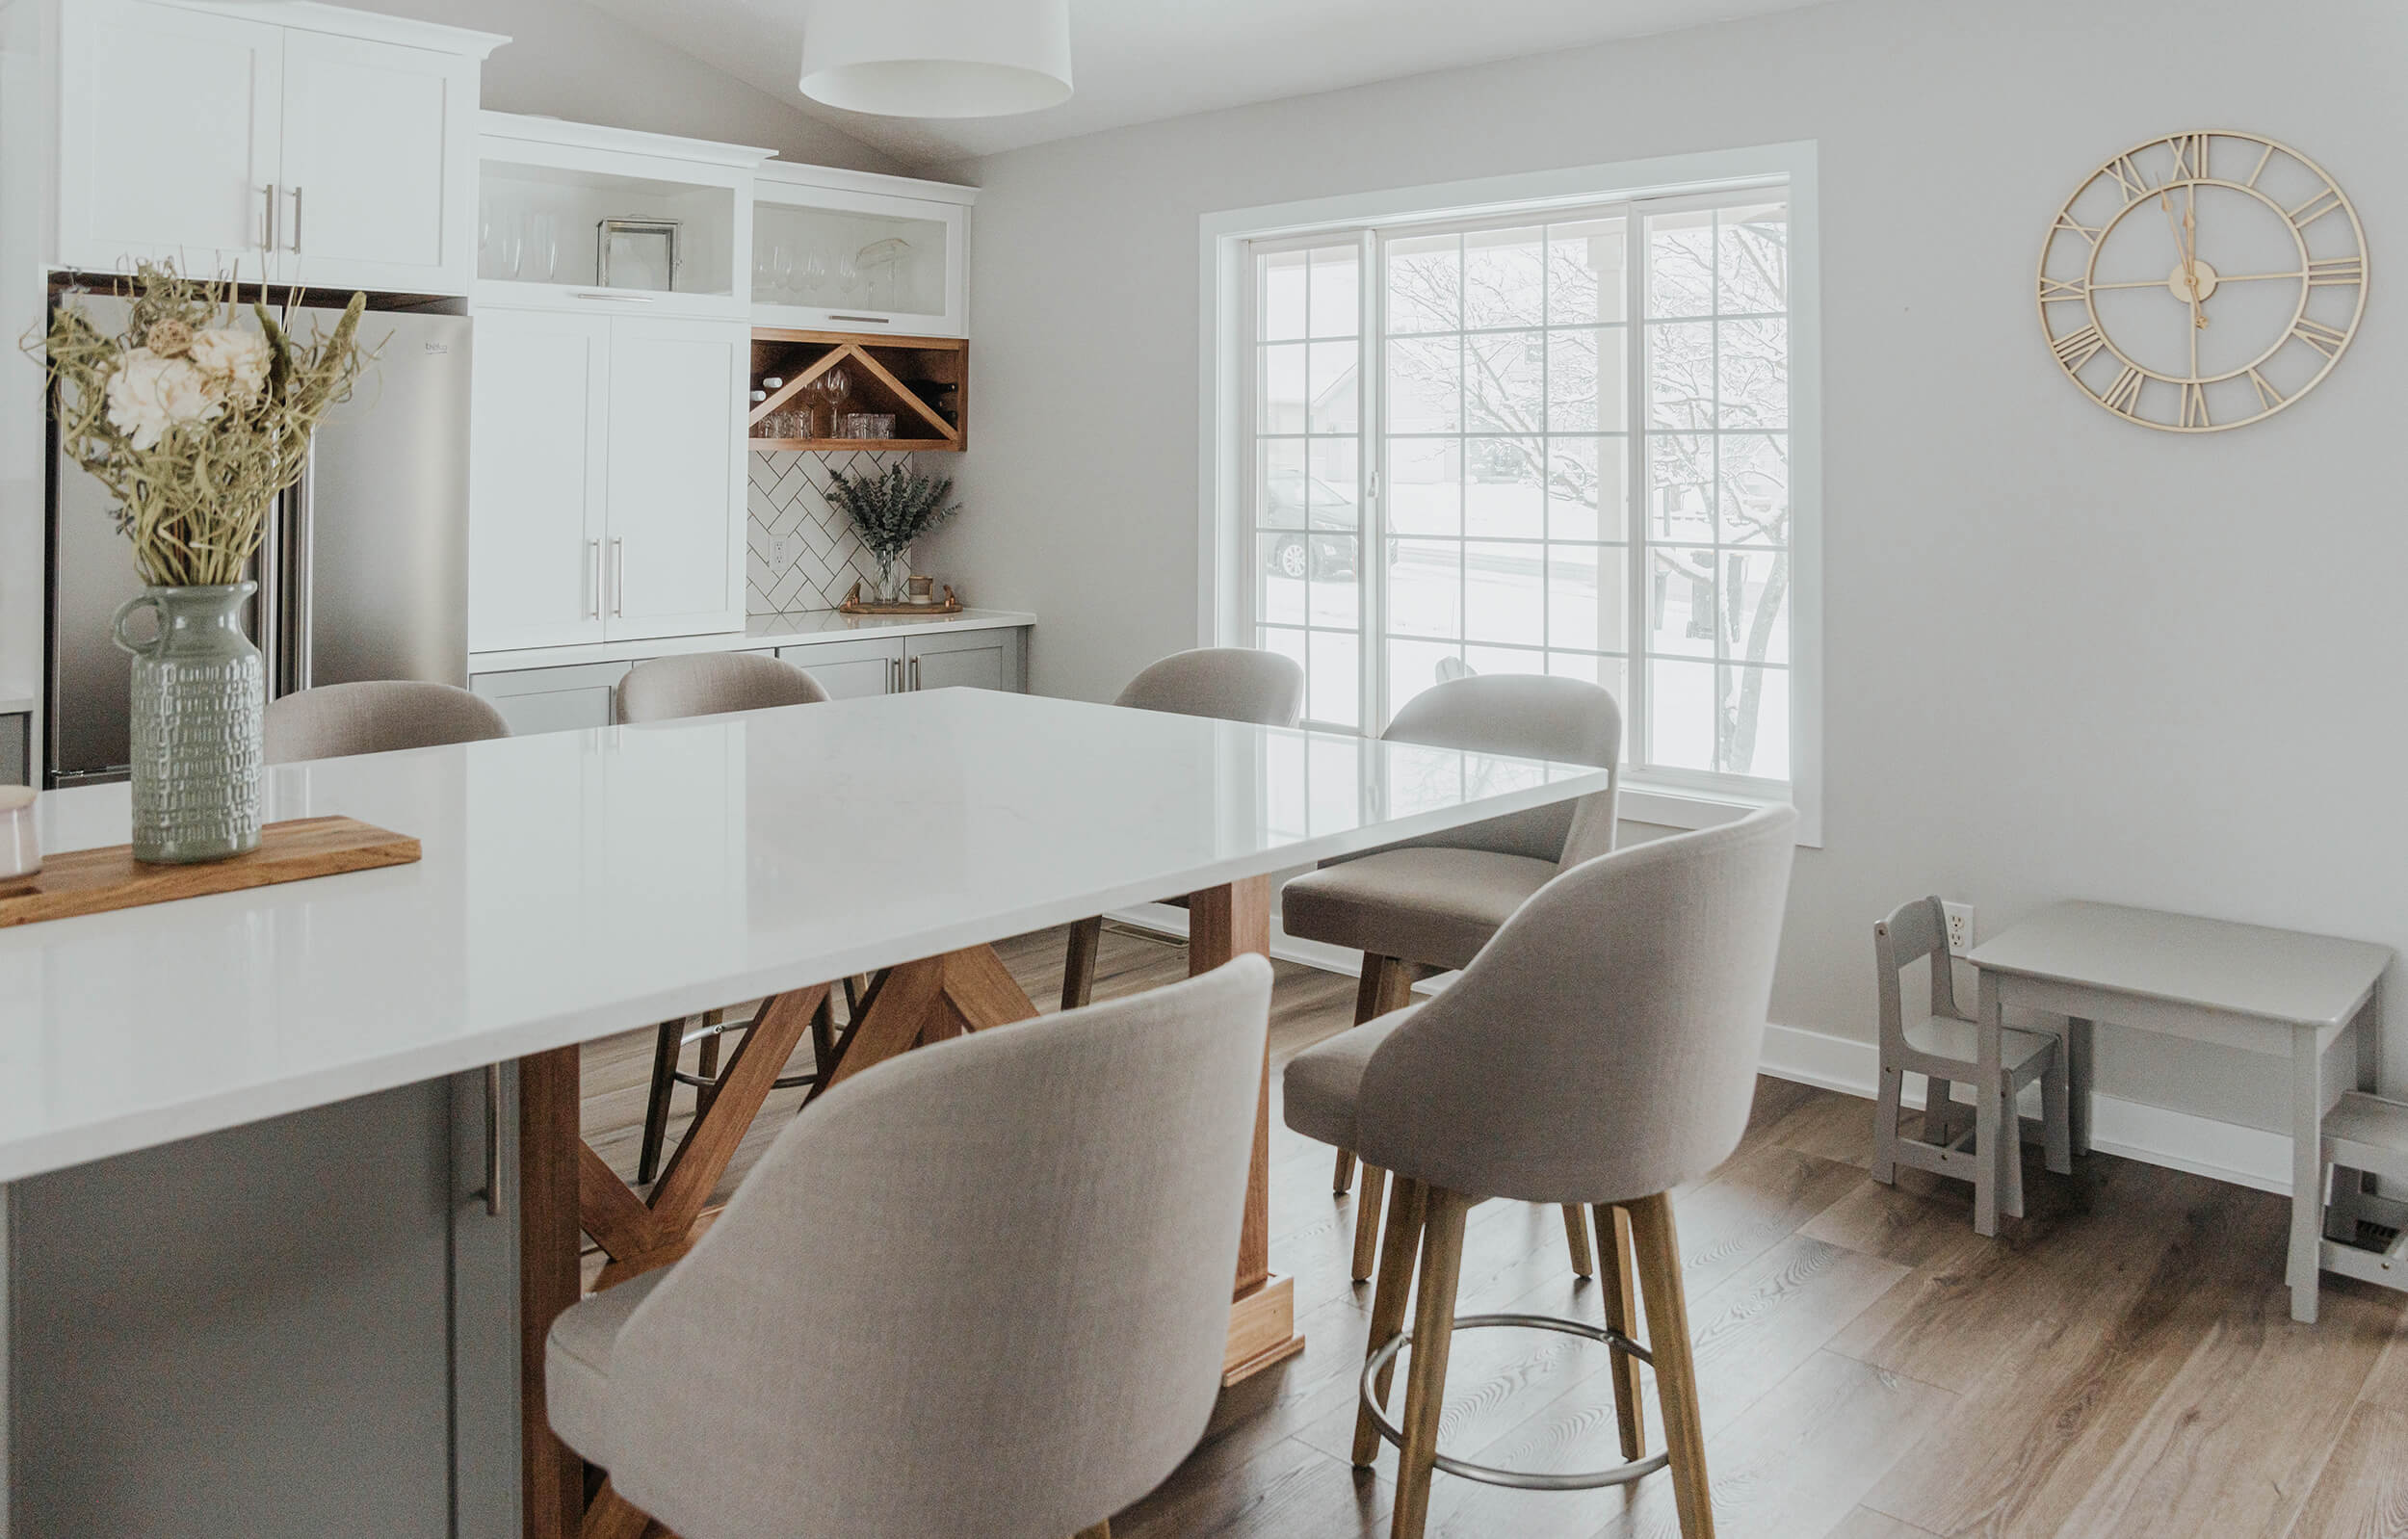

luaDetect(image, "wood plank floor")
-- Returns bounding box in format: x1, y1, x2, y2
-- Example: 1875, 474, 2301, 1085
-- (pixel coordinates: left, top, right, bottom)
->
580, 923, 2408, 1539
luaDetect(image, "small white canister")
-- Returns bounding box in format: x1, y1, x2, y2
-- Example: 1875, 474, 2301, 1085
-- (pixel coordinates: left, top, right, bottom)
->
0, 785, 39, 884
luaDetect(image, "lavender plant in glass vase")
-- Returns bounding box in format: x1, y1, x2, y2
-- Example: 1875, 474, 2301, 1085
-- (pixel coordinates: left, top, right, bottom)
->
827, 461, 960, 603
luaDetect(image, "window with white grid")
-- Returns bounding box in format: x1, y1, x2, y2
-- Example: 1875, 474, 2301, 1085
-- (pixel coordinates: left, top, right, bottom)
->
1240, 184, 1798, 799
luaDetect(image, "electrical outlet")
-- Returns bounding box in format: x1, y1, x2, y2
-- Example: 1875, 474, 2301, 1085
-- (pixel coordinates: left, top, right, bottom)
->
769, 535, 794, 567
1943, 900, 1975, 957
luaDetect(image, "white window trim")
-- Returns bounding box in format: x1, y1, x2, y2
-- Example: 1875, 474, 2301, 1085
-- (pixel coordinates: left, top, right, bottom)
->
1199, 142, 1824, 847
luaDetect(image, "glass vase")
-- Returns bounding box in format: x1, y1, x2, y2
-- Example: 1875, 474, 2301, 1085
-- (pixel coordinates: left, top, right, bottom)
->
112, 583, 264, 864
876, 547, 910, 604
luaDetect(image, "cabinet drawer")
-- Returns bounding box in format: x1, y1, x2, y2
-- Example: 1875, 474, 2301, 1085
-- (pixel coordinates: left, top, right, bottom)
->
776, 638, 903, 698
904, 629, 1023, 693
470, 660, 628, 734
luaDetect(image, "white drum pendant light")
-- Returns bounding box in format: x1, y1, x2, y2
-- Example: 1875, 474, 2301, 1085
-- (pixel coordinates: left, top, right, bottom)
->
798, 0, 1073, 117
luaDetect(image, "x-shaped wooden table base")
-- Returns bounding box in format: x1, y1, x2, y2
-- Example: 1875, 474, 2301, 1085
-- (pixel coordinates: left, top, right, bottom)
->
518, 877, 1294, 1539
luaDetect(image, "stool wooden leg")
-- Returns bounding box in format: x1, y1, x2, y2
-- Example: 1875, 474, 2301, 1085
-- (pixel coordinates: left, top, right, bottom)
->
636, 1018, 683, 1187
810, 991, 837, 1078
580, 1479, 653, 1539
1333, 1147, 1357, 1194
1562, 1204, 1594, 1278
1354, 1175, 1427, 1466
1392, 1187, 1470, 1539
1627, 1191, 1714, 1539
1352, 1164, 1389, 1282
1595, 1202, 1646, 1462
1061, 915, 1105, 1011
1073, 1523, 1112, 1539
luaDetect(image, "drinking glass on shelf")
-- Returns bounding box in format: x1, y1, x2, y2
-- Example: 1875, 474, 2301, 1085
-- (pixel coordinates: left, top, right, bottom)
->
835, 248, 861, 302
529, 213, 558, 283
803, 245, 830, 302
772, 245, 796, 303
499, 216, 525, 281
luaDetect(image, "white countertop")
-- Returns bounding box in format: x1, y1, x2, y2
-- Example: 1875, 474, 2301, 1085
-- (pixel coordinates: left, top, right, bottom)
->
0, 689, 1609, 1183
468, 607, 1036, 675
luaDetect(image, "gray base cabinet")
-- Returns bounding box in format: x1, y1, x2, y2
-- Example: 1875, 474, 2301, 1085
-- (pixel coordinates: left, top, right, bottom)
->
6, 1069, 519, 1539
470, 621, 1030, 729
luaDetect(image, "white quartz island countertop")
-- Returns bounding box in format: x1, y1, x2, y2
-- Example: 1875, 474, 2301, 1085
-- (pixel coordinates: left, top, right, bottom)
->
0, 689, 1610, 1184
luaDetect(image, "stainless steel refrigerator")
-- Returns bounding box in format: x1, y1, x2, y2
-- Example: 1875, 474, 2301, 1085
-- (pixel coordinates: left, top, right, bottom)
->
45, 299, 472, 786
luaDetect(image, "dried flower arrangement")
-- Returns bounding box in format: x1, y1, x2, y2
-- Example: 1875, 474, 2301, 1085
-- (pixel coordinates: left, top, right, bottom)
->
31, 262, 370, 586
826, 460, 962, 563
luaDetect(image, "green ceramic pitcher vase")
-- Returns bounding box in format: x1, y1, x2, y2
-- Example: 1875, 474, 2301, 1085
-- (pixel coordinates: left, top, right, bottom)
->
111, 583, 264, 864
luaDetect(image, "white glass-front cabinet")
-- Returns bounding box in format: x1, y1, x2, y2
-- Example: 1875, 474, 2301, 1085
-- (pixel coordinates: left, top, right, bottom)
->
751, 165, 974, 336
477, 114, 765, 320
470, 307, 746, 651
52, 0, 497, 292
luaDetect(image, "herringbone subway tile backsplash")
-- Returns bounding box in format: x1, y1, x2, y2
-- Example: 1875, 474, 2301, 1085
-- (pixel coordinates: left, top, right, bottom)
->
746, 450, 914, 614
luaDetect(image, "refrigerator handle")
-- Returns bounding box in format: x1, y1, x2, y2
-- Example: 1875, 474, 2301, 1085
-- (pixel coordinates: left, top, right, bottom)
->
288, 457, 315, 694
256, 482, 283, 698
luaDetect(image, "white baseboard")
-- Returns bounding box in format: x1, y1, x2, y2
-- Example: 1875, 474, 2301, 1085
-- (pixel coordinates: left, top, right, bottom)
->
1759, 1021, 2294, 1197
1110, 905, 2299, 1200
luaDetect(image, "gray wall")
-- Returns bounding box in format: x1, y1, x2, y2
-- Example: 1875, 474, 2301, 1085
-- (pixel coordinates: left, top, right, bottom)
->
918, 0, 2408, 1134
351, 0, 903, 171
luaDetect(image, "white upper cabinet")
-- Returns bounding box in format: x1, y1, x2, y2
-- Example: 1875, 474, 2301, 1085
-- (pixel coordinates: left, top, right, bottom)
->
477, 114, 767, 321
276, 29, 479, 293
56, 1, 285, 277
51, 0, 500, 294
602, 317, 746, 640
751, 165, 974, 336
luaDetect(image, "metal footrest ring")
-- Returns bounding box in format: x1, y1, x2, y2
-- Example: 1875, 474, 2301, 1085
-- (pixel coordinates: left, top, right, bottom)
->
1359, 1313, 1670, 1492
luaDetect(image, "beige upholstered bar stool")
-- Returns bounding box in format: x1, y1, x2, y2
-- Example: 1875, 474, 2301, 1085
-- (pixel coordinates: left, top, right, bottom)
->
547, 956, 1274, 1539
1283, 673, 1621, 1281
263, 680, 510, 764
620, 651, 839, 1184
1284, 807, 1796, 1539
1871, 896, 2072, 1229
1059, 647, 1304, 1011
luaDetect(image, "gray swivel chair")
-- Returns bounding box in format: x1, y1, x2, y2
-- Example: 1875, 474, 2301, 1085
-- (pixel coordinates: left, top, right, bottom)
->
1059, 647, 1304, 1010
1282, 672, 1621, 1280
1283, 806, 1796, 1539
547, 956, 1274, 1539
263, 679, 510, 765
620, 650, 839, 1184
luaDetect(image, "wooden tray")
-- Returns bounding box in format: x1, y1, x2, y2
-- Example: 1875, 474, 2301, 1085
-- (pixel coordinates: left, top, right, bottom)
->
837, 580, 962, 617
0, 816, 420, 928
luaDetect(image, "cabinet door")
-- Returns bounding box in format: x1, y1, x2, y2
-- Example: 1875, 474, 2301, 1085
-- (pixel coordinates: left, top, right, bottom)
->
776, 638, 903, 699
469, 309, 610, 651
905, 628, 1024, 692
603, 317, 746, 640
469, 661, 630, 735
750, 185, 966, 335
57, 0, 281, 275
276, 30, 476, 294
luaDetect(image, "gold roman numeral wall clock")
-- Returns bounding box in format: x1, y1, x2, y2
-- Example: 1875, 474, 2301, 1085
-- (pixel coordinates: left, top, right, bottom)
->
2038, 131, 2367, 431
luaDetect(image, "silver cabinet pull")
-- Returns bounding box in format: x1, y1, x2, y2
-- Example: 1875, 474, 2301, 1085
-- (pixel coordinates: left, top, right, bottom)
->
888, 657, 902, 692
572, 291, 655, 303
611, 537, 625, 617
587, 539, 602, 618
908, 655, 921, 691
826, 314, 890, 325
260, 183, 278, 254
481, 1062, 503, 1217
287, 185, 303, 252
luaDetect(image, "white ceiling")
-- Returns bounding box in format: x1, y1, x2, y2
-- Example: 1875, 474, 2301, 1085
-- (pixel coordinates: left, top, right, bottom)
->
573, 0, 1835, 169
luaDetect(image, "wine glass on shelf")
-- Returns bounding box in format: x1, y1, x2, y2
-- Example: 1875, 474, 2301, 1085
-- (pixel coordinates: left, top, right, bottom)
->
772, 245, 796, 304
499, 215, 525, 281
835, 248, 861, 303
803, 244, 830, 303
529, 213, 558, 283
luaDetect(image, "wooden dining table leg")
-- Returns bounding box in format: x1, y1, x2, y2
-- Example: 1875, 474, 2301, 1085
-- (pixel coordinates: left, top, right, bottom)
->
519, 1044, 586, 1539
1190, 874, 1304, 1383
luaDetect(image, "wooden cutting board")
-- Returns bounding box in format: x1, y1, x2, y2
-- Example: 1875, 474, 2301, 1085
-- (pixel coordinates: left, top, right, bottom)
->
0, 816, 420, 928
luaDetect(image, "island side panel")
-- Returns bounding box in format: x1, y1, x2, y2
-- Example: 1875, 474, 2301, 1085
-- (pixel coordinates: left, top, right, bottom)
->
9, 1083, 457, 1538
